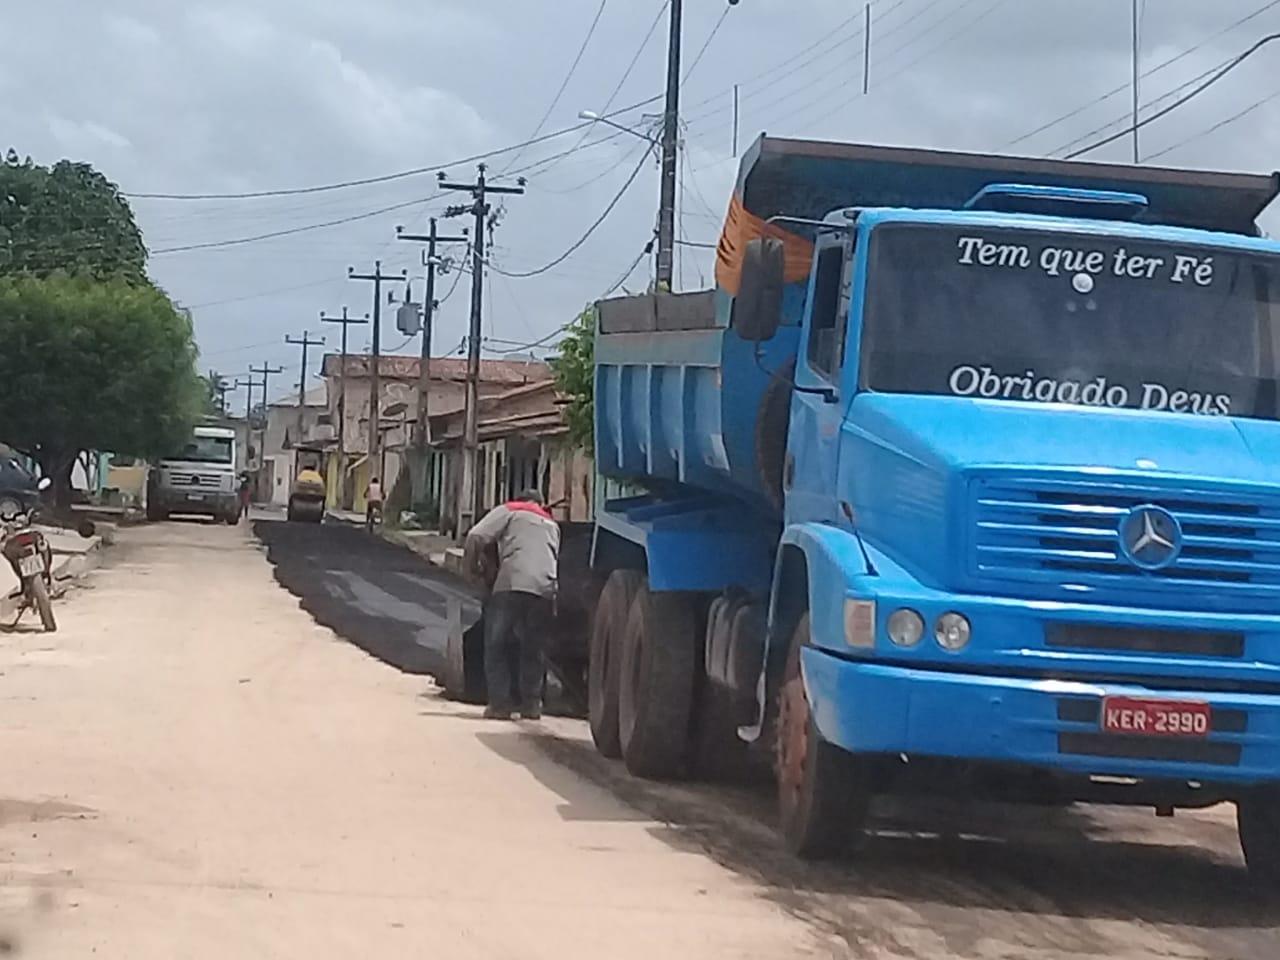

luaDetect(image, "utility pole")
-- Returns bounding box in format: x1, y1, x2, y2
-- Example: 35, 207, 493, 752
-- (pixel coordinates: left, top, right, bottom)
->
320, 307, 369, 509
248, 362, 282, 482
396, 219, 468, 452
348, 261, 407, 491
1131, 0, 1141, 163
438, 164, 525, 535
234, 374, 259, 473
863, 2, 872, 95
284, 330, 325, 437
732, 84, 740, 158
656, 0, 683, 291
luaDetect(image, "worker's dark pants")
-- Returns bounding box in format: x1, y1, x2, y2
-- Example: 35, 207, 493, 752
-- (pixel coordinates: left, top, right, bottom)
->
484, 590, 551, 711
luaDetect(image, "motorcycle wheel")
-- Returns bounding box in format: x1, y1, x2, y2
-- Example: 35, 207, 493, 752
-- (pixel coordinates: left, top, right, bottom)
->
28, 576, 56, 633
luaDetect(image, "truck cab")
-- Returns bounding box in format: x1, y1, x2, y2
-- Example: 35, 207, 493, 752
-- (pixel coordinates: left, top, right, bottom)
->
147, 426, 239, 525
588, 137, 1280, 885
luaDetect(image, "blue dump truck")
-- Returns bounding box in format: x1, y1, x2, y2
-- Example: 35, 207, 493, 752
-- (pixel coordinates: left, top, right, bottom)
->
583, 136, 1280, 880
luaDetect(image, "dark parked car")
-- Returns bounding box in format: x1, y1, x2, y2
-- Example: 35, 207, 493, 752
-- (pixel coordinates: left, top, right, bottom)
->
0, 448, 43, 518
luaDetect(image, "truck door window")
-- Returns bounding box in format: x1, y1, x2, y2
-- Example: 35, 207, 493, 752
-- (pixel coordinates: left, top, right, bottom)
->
807, 245, 846, 379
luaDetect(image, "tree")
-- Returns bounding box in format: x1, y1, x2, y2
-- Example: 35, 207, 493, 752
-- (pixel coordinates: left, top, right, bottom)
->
549, 305, 595, 453
0, 274, 203, 503
0, 150, 146, 283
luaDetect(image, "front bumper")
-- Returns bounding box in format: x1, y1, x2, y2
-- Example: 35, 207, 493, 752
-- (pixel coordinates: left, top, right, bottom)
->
154, 490, 237, 515
803, 648, 1280, 786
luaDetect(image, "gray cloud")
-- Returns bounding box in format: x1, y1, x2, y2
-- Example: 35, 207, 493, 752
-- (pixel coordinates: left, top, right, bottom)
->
3, 0, 1278, 400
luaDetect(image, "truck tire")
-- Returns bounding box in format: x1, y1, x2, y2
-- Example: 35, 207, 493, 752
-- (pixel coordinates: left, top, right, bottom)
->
588, 569, 642, 758
618, 583, 699, 779
28, 576, 56, 633
776, 613, 871, 858
1238, 790, 1280, 891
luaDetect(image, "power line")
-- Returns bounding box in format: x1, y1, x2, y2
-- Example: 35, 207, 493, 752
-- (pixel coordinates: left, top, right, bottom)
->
124, 96, 661, 202
1064, 32, 1280, 159
602, 239, 655, 298
490, 147, 653, 278
1005, 0, 1280, 150
874, 0, 1011, 88
546, 1, 671, 178
185, 276, 344, 310
1046, 55, 1230, 157
682, 5, 731, 84
1144, 84, 1280, 161
502, 0, 610, 173
150, 193, 443, 255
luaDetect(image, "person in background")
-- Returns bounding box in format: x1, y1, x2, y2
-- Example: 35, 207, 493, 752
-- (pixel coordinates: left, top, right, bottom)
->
237, 472, 252, 522
464, 489, 560, 721
364, 477, 383, 531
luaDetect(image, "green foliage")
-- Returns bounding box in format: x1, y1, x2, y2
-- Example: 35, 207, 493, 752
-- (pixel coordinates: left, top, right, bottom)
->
0, 273, 203, 482
0, 150, 147, 283
549, 305, 596, 452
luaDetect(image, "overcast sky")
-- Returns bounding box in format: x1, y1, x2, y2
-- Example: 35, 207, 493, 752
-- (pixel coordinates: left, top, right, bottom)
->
4, 0, 1279, 406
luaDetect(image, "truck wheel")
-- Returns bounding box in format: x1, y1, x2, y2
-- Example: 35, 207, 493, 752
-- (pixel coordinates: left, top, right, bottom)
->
776, 613, 870, 858
588, 570, 642, 758
28, 576, 56, 633
1238, 790, 1280, 891
618, 583, 699, 779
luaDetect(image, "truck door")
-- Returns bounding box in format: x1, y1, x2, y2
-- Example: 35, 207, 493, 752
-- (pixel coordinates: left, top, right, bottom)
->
785, 237, 852, 524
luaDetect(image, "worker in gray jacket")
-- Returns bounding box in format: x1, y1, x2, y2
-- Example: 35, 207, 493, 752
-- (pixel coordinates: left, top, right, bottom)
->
464, 489, 561, 720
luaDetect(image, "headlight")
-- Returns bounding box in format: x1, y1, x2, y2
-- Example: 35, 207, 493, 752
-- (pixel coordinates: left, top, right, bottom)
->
934, 612, 971, 652
886, 608, 924, 648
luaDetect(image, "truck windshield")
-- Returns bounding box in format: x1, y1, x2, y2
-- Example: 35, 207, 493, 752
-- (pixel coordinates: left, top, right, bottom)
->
168, 436, 233, 464
861, 224, 1280, 420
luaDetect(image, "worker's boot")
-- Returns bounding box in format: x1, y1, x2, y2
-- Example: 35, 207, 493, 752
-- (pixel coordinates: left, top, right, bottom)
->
483, 705, 514, 721
519, 702, 542, 721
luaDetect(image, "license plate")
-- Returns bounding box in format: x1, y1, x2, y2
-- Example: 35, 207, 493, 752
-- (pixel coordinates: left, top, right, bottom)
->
1102, 696, 1211, 738
18, 554, 44, 577
187, 493, 206, 502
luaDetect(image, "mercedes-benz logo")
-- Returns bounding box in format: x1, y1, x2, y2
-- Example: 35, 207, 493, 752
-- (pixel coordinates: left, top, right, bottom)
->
1118, 504, 1182, 571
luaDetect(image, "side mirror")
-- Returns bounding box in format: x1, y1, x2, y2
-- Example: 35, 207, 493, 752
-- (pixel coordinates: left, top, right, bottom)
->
37, 476, 52, 492
732, 237, 785, 342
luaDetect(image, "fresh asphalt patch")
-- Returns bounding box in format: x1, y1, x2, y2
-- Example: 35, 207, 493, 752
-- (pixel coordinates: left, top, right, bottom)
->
254, 518, 481, 676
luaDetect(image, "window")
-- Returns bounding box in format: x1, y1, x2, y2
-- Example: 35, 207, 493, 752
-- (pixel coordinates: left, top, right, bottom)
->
861, 224, 1280, 421
807, 244, 847, 378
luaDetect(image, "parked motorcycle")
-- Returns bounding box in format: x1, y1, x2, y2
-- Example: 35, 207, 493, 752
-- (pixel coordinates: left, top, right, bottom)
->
1, 477, 56, 632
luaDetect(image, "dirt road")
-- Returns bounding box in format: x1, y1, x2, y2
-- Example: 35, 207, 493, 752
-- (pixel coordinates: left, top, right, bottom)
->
0, 521, 831, 958
255, 520, 1280, 960
4, 519, 1278, 958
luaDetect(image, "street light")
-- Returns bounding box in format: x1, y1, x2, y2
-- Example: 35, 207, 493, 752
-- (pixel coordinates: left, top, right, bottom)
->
577, 110, 660, 145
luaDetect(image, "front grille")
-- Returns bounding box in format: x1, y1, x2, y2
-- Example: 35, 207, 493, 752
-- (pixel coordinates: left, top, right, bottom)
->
1058, 733, 1241, 766
970, 475, 1280, 604
1045, 623, 1244, 658
169, 472, 221, 488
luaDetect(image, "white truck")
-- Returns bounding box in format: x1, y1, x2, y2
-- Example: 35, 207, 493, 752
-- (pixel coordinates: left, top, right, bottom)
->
147, 426, 239, 524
